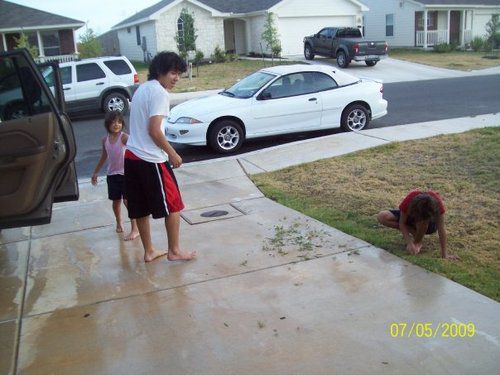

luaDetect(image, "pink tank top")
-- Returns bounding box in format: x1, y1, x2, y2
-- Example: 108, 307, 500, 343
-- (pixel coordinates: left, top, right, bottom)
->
105, 132, 125, 175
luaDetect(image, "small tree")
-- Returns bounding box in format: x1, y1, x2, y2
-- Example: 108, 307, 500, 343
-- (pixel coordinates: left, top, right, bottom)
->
14, 32, 38, 59
79, 27, 102, 58
261, 12, 281, 64
175, 8, 197, 57
193, 50, 204, 76
485, 14, 499, 51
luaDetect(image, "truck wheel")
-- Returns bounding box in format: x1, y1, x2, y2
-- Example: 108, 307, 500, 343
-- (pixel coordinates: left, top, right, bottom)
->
336, 51, 349, 68
365, 60, 378, 67
341, 104, 370, 132
103, 92, 128, 114
304, 44, 315, 60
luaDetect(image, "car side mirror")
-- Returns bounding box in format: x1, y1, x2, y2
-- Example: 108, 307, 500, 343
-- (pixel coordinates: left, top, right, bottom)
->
258, 91, 272, 100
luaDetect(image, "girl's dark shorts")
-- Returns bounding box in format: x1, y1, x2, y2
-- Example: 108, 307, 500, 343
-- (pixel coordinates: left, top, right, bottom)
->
106, 174, 125, 200
389, 209, 437, 234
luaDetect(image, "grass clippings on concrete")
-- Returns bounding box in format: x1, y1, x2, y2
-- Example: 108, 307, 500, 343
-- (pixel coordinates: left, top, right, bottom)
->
252, 127, 500, 301
389, 49, 500, 71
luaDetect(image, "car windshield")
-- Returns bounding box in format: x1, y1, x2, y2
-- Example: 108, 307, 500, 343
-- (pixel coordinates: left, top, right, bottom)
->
221, 71, 276, 99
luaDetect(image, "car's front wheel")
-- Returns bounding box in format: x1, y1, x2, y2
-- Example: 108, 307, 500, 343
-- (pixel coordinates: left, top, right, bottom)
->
304, 44, 315, 60
365, 60, 378, 67
103, 92, 129, 113
208, 120, 244, 153
341, 104, 370, 132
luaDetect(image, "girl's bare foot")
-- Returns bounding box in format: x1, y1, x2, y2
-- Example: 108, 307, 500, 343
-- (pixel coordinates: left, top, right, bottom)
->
144, 249, 168, 263
124, 230, 140, 241
167, 250, 197, 261
116, 223, 124, 233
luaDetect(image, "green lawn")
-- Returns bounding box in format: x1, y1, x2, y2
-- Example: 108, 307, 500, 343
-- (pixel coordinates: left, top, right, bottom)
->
252, 128, 500, 301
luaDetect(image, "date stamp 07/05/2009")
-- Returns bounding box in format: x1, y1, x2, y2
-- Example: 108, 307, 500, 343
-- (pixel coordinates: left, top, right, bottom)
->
389, 322, 476, 338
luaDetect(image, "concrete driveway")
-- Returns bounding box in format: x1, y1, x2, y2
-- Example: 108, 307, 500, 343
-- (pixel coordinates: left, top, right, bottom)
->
286, 55, 500, 83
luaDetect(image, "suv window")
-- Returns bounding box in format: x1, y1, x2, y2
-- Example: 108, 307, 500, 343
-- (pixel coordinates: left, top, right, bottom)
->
103, 60, 132, 75
0, 56, 53, 121
61, 66, 72, 85
76, 63, 105, 82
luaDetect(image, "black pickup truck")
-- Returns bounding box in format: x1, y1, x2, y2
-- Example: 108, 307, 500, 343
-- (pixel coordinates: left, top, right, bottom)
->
303, 27, 388, 68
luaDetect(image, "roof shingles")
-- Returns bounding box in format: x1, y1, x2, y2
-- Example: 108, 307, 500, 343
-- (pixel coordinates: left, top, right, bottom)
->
0, 0, 84, 30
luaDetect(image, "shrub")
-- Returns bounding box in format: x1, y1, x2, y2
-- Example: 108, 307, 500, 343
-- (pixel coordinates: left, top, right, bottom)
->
227, 53, 239, 62
470, 37, 484, 52
213, 46, 227, 63
433, 43, 456, 53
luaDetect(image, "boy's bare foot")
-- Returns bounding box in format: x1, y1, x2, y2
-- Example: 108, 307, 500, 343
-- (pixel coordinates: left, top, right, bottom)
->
124, 230, 140, 241
167, 250, 197, 261
144, 249, 168, 263
116, 223, 124, 233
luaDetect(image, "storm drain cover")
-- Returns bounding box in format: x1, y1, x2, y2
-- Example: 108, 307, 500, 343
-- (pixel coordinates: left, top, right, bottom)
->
181, 204, 244, 225
201, 210, 229, 218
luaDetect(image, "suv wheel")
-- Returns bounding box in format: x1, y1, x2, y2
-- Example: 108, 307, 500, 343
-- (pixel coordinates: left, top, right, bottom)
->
103, 92, 128, 113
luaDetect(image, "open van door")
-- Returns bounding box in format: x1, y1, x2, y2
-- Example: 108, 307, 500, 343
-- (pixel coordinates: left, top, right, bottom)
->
0, 49, 78, 229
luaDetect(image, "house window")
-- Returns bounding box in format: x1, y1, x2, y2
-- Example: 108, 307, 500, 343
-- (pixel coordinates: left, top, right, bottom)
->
386, 14, 394, 37
136, 26, 141, 46
177, 16, 185, 48
41, 31, 60, 56
416, 11, 438, 30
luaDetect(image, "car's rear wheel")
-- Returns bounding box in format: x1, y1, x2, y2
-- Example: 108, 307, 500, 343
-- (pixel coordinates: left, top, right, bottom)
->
208, 120, 244, 154
304, 44, 315, 60
341, 104, 370, 132
103, 92, 128, 113
365, 60, 378, 67
336, 51, 349, 68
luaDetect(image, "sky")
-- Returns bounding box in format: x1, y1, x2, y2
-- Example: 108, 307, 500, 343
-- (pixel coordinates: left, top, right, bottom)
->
9, 0, 161, 38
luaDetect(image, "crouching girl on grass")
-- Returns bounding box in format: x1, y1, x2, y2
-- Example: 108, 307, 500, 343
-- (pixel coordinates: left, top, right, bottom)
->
91, 111, 139, 241
377, 190, 459, 260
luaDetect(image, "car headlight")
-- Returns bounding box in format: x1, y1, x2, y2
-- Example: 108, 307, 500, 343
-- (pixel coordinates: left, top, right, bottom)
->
174, 117, 202, 124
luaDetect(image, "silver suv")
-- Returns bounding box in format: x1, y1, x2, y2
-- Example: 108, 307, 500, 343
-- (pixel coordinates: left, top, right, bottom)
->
43, 56, 139, 114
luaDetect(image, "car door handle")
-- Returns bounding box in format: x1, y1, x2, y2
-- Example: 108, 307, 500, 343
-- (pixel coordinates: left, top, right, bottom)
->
308, 97, 317, 101
96, 82, 104, 85
63, 87, 71, 90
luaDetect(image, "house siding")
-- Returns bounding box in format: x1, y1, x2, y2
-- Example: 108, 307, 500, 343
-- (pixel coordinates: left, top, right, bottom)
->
472, 9, 500, 38
156, 2, 224, 59
362, 0, 422, 47
246, 15, 268, 54
118, 21, 156, 62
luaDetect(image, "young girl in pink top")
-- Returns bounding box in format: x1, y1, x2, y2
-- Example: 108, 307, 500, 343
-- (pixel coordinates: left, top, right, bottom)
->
91, 111, 139, 240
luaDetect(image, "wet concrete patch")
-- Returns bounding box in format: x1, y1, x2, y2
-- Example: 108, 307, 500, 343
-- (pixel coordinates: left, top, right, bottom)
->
0, 241, 29, 321
0, 320, 17, 375
17, 249, 500, 374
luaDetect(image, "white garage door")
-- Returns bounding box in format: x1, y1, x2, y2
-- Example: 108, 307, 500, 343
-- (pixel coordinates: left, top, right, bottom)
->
278, 16, 355, 56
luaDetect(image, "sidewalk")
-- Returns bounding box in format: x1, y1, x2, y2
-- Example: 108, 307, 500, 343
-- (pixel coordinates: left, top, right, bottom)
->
1, 114, 499, 374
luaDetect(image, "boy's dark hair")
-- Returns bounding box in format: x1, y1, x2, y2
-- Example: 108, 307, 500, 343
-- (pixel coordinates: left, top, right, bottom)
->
408, 193, 440, 222
104, 111, 126, 133
148, 51, 187, 80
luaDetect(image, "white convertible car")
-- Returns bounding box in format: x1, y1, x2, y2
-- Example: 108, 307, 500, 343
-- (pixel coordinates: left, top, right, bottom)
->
166, 64, 387, 153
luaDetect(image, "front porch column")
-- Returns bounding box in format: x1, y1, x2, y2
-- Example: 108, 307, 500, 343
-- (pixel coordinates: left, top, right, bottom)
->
447, 10, 451, 44
423, 10, 428, 49
1, 33, 6, 51
245, 20, 251, 54
72, 29, 78, 54
461, 10, 466, 46
36, 30, 44, 58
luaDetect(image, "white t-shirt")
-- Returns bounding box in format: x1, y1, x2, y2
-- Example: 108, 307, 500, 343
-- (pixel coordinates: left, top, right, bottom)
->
127, 80, 170, 163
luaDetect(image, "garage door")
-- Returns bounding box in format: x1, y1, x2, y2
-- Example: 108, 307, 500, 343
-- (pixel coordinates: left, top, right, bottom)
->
278, 16, 355, 56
